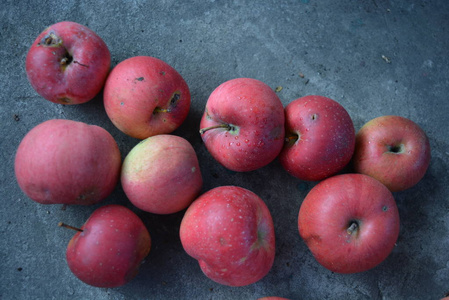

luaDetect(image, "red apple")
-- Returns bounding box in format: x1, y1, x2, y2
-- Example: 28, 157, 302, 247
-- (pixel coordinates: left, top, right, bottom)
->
298, 174, 400, 274
60, 204, 151, 288
121, 134, 203, 214
180, 186, 275, 286
15, 119, 121, 205
25, 21, 111, 104
103, 56, 191, 139
279, 95, 355, 181
352, 115, 431, 192
199, 78, 285, 172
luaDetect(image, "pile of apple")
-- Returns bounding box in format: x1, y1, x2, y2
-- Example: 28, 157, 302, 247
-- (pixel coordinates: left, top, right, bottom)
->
15, 21, 431, 292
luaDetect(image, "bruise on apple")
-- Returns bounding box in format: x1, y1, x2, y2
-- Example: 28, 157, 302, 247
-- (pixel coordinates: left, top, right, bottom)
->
38, 32, 63, 47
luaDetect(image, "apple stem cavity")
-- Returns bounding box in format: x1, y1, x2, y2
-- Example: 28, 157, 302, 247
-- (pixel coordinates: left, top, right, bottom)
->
387, 144, 405, 154
153, 107, 171, 114
60, 55, 73, 66
346, 221, 359, 236
285, 133, 299, 145
58, 222, 83, 232
153, 92, 181, 114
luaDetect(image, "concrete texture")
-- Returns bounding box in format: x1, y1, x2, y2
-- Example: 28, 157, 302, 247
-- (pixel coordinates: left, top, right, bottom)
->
1, 0, 448, 299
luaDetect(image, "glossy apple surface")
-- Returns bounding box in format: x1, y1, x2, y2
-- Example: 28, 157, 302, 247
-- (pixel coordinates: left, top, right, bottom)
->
199, 78, 285, 172
103, 56, 191, 139
26, 21, 111, 104
180, 186, 275, 286
352, 115, 431, 192
63, 204, 151, 287
121, 134, 203, 214
15, 119, 121, 205
298, 174, 400, 274
279, 95, 355, 181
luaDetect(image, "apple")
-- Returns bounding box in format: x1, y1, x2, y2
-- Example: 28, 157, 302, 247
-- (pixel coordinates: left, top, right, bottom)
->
298, 173, 400, 274
15, 119, 121, 205
180, 186, 275, 286
121, 134, 203, 214
199, 78, 285, 172
60, 204, 151, 288
25, 21, 111, 104
279, 95, 355, 181
352, 115, 431, 192
103, 56, 191, 139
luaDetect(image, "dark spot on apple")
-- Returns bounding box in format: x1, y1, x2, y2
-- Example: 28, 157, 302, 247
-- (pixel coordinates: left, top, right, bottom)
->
311, 113, 318, 120
382, 205, 388, 211
219, 237, 226, 245
160, 71, 166, 76
170, 91, 181, 106
136, 77, 144, 81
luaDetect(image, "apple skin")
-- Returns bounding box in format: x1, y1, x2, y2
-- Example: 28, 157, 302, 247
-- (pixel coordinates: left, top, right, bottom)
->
121, 134, 203, 214
279, 95, 355, 181
14, 119, 121, 205
298, 174, 400, 274
180, 186, 275, 286
352, 115, 431, 192
199, 78, 285, 172
25, 21, 111, 104
64, 204, 151, 288
103, 56, 191, 139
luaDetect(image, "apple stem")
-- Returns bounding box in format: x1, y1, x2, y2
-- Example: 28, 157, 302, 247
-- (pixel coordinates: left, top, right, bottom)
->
199, 124, 231, 134
58, 222, 83, 232
347, 222, 358, 235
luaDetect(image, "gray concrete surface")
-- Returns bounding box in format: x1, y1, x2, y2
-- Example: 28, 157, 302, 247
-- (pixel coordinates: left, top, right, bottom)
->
1, 0, 448, 299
